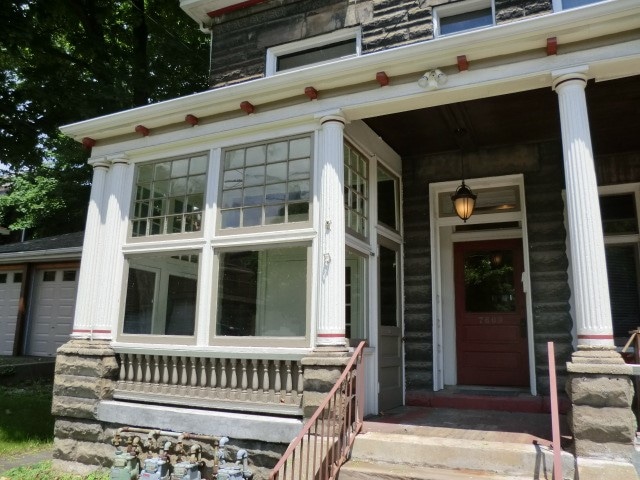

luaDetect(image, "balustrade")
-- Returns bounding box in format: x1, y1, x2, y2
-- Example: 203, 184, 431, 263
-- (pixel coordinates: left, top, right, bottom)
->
114, 352, 304, 415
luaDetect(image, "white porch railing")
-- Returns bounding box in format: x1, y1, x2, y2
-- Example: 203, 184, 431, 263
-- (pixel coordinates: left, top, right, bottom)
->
114, 352, 304, 415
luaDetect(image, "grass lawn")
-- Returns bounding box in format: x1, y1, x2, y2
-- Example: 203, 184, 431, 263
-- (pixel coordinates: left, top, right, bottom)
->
2, 461, 109, 480
0, 383, 55, 458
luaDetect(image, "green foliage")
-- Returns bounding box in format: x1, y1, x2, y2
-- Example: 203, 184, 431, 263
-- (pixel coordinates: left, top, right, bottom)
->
3, 461, 109, 480
0, 0, 209, 238
0, 384, 54, 457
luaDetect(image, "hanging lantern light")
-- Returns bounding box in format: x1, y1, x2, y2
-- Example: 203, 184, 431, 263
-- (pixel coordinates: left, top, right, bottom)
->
451, 153, 477, 222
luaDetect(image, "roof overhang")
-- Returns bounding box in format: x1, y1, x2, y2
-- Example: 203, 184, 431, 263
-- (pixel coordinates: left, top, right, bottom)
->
61, 0, 640, 144
180, 0, 267, 25
0, 246, 82, 264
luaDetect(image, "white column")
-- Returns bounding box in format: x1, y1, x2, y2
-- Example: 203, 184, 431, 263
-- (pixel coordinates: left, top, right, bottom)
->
71, 160, 110, 339
94, 155, 131, 339
316, 115, 347, 348
553, 71, 614, 348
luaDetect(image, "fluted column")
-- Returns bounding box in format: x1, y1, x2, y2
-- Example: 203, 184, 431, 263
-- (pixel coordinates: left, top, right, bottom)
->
316, 115, 347, 348
553, 71, 613, 348
71, 160, 110, 339
94, 155, 132, 338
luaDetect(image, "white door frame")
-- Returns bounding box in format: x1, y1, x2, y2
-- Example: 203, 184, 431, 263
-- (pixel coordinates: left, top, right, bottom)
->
429, 174, 537, 395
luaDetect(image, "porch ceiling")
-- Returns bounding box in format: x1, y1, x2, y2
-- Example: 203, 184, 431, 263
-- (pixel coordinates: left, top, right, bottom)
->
363, 75, 640, 159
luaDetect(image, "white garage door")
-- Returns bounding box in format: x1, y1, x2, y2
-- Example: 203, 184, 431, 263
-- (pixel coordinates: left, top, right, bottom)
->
26, 268, 78, 357
0, 270, 22, 355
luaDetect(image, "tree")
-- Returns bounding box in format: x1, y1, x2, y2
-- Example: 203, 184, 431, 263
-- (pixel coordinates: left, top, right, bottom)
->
0, 0, 209, 239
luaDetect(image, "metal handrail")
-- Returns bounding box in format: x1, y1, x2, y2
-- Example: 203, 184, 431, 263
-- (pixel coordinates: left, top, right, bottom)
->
269, 341, 366, 480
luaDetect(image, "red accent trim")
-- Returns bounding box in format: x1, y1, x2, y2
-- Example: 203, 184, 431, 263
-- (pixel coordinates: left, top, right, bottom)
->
546, 37, 558, 56
207, 0, 267, 17
185, 114, 199, 126
82, 137, 96, 149
457, 55, 469, 72
73, 329, 111, 333
135, 125, 150, 136
240, 101, 255, 114
304, 86, 318, 100
317, 333, 345, 338
376, 71, 390, 87
578, 334, 614, 339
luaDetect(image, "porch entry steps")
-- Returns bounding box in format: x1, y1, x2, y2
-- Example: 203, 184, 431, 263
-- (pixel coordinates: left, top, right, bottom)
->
339, 430, 575, 480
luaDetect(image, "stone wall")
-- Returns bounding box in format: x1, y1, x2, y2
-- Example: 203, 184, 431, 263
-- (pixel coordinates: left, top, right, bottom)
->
401, 141, 573, 395
207, 0, 554, 88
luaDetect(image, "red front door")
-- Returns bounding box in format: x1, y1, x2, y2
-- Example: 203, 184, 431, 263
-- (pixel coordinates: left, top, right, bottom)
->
454, 239, 529, 387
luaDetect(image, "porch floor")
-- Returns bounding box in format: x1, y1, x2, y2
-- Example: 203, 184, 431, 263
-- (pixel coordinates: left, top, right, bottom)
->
364, 405, 573, 450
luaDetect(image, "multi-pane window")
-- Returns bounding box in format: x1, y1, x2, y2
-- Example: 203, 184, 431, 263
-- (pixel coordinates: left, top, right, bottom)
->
434, 0, 494, 37
216, 246, 308, 337
131, 155, 208, 237
344, 142, 368, 237
122, 253, 199, 336
377, 166, 399, 230
346, 250, 367, 344
599, 190, 640, 344
220, 136, 312, 229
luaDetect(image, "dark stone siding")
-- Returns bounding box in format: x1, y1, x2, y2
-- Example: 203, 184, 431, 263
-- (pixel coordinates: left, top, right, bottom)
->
402, 142, 573, 395
208, 0, 555, 88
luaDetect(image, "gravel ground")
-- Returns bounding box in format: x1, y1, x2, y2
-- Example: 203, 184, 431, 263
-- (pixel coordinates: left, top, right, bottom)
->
0, 447, 53, 477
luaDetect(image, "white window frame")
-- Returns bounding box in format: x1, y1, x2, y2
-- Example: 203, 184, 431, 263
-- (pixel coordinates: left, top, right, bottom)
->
433, 0, 495, 38
266, 27, 361, 76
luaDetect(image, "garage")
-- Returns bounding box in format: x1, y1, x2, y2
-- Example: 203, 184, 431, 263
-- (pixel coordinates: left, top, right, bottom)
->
25, 266, 79, 357
0, 269, 23, 355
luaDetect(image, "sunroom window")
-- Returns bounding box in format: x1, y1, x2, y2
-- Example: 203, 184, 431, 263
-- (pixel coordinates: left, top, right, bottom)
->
220, 136, 312, 229
131, 154, 207, 237
122, 253, 199, 336
434, 0, 494, 37
344, 142, 369, 237
599, 188, 640, 344
216, 246, 308, 337
553, 0, 603, 11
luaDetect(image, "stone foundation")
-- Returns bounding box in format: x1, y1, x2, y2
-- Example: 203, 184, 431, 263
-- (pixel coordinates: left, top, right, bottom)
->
51, 339, 296, 480
566, 348, 639, 480
301, 347, 350, 419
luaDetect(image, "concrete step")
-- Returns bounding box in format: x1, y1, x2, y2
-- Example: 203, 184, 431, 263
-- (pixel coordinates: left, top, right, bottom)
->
343, 431, 575, 480
339, 460, 538, 480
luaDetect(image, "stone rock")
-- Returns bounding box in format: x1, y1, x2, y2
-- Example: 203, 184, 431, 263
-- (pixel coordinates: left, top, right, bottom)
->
51, 395, 97, 419
54, 418, 107, 443
567, 375, 634, 408
569, 405, 637, 444
54, 374, 115, 400
55, 353, 118, 379
53, 437, 113, 467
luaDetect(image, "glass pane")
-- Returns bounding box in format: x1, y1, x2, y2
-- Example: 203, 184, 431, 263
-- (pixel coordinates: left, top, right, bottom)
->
223, 169, 244, 190
123, 268, 156, 334
165, 275, 197, 335
379, 246, 398, 327
267, 142, 288, 163
562, 0, 602, 9
290, 137, 311, 158
154, 162, 171, 180
288, 180, 309, 201
246, 145, 266, 166
186, 194, 203, 212
440, 8, 493, 35
243, 206, 262, 227
184, 213, 201, 232
244, 186, 264, 207
169, 215, 183, 233
0, 273, 6, 283
225, 150, 244, 169
170, 177, 187, 196
265, 183, 286, 204
221, 209, 240, 229
464, 250, 516, 312
168, 198, 185, 215
346, 251, 367, 341
600, 194, 638, 235
606, 245, 640, 340
288, 202, 309, 223
217, 247, 307, 337
187, 174, 206, 194
222, 189, 243, 209
245, 165, 265, 187
138, 164, 153, 183
289, 158, 310, 181
172, 158, 189, 178
189, 156, 208, 175
136, 184, 151, 201
266, 163, 287, 184
154, 180, 170, 198
277, 38, 357, 72
13, 272, 22, 283
378, 167, 398, 229
265, 204, 286, 224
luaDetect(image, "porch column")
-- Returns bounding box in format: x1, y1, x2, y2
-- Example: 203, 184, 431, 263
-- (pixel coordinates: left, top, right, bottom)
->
316, 114, 347, 349
552, 71, 613, 348
71, 159, 110, 339
94, 155, 131, 338
554, 71, 638, 480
